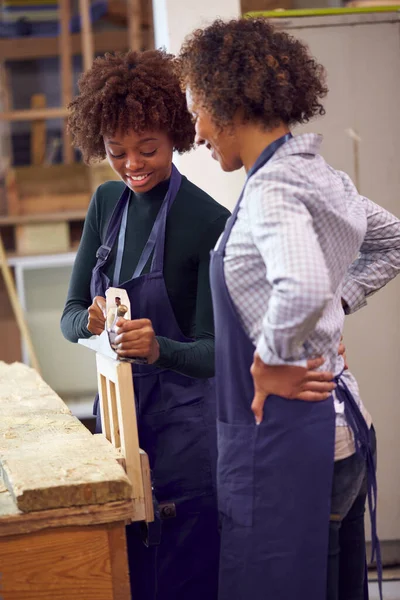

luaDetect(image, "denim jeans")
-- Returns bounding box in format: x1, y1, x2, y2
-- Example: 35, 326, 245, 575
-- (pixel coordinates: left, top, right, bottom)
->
327, 426, 377, 600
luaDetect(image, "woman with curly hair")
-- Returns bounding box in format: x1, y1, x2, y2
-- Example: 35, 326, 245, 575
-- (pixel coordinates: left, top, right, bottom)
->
60, 49, 231, 600
179, 18, 400, 600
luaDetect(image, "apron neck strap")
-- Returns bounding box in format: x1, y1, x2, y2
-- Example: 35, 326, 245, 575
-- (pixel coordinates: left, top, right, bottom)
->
219, 133, 292, 252
113, 164, 182, 286
93, 186, 131, 273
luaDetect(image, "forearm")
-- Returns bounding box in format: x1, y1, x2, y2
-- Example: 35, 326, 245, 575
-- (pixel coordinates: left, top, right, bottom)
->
342, 248, 400, 313
155, 336, 215, 378
61, 303, 92, 343
341, 192, 400, 314
256, 289, 330, 366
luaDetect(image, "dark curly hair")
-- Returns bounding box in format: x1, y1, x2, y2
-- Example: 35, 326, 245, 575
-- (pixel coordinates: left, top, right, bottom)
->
68, 49, 195, 163
178, 18, 328, 128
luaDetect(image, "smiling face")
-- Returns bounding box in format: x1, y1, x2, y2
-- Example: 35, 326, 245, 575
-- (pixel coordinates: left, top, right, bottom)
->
186, 89, 243, 173
103, 129, 174, 193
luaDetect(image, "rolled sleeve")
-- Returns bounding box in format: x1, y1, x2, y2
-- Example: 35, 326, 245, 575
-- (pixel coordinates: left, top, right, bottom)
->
247, 174, 333, 365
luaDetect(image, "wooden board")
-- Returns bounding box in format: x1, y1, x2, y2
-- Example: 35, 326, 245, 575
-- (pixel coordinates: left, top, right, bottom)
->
89, 160, 119, 192
16, 193, 90, 216
30, 94, 47, 166
15, 222, 70, 255
6, 162, 119, 216
0, 361, 69, 415
0, 280, 22, 364
0, 210, 87, 225
1, 431, 133, 513
59, 0, 74, 165
0, 30, 130, 62
0, 523, 130, 600
10, 164, 89, 198
0, 468, 134, 536
0, 362, 133, 513
96, 355, 146, 521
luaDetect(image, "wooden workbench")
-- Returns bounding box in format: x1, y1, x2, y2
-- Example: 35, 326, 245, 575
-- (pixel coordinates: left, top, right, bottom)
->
0, 361, 135, 599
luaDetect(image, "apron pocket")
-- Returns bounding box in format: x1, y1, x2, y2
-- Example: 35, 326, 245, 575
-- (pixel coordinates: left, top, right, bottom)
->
217, 419, 258, 527
141, 399, 215, 500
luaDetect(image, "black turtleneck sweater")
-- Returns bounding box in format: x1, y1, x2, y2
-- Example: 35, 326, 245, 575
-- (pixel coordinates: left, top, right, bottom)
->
61, 176, 230, 378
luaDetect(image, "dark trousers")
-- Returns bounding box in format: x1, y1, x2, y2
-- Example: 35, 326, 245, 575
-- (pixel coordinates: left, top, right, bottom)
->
327, 426, 377, 600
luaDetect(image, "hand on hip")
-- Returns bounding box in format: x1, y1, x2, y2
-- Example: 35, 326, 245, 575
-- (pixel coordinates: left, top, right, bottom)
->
250, 354, 336, 425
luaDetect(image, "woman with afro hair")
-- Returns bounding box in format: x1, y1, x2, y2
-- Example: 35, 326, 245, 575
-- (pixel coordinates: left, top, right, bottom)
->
61, 49, 232, 600
179, 17, 400, 600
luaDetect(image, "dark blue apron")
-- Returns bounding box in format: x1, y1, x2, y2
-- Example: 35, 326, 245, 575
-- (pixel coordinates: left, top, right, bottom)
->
90, 165, 219, 600
210, 135, 381, 600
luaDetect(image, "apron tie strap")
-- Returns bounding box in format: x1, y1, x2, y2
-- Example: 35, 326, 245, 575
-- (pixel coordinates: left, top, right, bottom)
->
335, 371, 383, 600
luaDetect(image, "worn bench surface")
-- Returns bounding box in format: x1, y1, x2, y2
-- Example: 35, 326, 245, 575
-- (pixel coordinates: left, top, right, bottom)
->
0, 361, 132, 515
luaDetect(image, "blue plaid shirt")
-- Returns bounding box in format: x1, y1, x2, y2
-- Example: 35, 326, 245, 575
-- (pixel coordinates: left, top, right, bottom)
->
223, 133, 400, 427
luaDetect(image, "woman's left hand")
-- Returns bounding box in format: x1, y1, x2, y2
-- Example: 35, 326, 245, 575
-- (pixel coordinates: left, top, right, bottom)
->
250, 353, 336, 425
114, 318, 160, 364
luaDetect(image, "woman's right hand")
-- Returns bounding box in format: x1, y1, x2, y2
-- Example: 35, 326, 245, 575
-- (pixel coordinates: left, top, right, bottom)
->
87, 296, 106, 335
251, 355, 336, 425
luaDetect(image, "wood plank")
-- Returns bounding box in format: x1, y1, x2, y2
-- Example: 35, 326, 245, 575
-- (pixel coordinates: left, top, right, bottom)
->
1, 433, 132, 512
140, 449, 154, 522
107, 523, 131, 600
107, 378, 121, 449
30, 94, 47, 165
20, 193, 90, 215
0, 413, 90, 448
0, 361, 132, 513
115, 360, 146, 521
0, 237, 41, 373
15, 222, 70, 255
5, 168, 20, 215
59, 0, 74, 164
96, 354, 146, 520
0, 278, 22, 364
0, 30, 130, 62
98, 371, 112, 442
89, 160, 119, 192
141, 0, 154, 50
0, 361, 69, 414
94, 434, 126, 470
128, 0, 142, 51
0, 210, 87, 226
97, 352, 118, 384
0, 466, 133, 534
0, 524, 118, 599
79, 0, 94, 71
0, 64, 12, 178
0, 107, 69, 122
10, 164, 89, 197
0, 493, 134, 537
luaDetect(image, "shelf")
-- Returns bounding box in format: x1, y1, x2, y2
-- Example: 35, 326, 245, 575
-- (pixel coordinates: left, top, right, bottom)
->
7, 250, 77, 268
0, 210, 87, 226
0, 107, 69, 122
0, 29, 129, 61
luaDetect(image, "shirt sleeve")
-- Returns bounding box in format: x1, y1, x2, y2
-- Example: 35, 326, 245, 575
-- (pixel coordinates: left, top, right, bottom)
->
342, 195, 400, 314
60, 190, 102, 342
155, 213, 229, 378
246, 173, 333, 367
